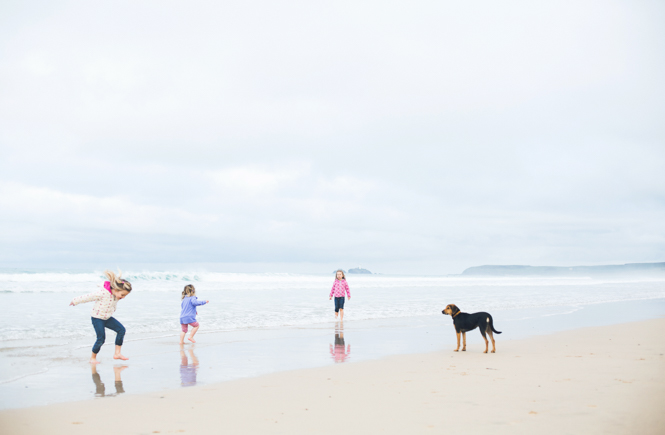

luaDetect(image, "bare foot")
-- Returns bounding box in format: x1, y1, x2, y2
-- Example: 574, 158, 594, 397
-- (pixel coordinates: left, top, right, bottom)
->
188, 337, 196, 343
113, 354, 129, 361
90, 359, 101, 364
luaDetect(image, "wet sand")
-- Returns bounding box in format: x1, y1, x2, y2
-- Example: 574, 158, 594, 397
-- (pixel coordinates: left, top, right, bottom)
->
1, 318, 663, 435
2, 298, 664, 410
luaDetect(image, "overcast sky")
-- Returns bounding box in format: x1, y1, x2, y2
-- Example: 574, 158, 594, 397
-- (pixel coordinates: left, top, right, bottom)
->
1, 0, 664, 274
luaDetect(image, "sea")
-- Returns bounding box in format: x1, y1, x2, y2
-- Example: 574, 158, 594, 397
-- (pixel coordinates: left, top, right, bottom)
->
1, 267, 664, 409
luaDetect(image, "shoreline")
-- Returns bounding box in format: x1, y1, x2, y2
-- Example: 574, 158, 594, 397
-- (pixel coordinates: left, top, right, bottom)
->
1, 317, 664, 434
1, 298, 665, 410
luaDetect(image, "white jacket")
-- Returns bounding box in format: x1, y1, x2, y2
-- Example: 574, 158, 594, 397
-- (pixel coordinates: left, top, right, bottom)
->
72, 284, 119, 320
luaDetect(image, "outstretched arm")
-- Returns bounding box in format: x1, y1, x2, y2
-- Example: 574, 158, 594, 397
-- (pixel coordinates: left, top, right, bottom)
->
191, 296, 208, 307
70, 290, 104, 306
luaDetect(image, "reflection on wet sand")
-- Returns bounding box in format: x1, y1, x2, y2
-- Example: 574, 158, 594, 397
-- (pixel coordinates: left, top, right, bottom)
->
180, 344, 199, 387
330, 323, 351, 363
91, 365, 127, 397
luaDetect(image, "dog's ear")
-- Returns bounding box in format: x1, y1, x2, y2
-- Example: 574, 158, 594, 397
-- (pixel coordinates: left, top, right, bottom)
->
450, 304, 460, 316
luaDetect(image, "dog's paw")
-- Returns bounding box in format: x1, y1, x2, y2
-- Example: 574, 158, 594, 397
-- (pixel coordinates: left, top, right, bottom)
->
462, 348, 466, 352
454, 349, 459, 352
491, 350, 496, 353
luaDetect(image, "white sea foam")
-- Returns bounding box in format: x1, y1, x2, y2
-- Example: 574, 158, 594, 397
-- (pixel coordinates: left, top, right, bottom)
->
1, 270, 663, 292
1, 271, 664, 342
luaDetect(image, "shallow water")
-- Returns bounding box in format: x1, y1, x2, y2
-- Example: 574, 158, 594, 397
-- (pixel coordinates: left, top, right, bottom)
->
1, 270, 665, 409
2, 270, 664, 342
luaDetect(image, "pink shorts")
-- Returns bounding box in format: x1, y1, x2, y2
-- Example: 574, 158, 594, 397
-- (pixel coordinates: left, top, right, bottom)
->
181, 322, 199, 332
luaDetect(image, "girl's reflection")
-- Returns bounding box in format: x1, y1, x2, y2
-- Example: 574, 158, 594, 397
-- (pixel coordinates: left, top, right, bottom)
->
330, 323, 351, 363
180, 344, 199, 387
91, 365, 127, 397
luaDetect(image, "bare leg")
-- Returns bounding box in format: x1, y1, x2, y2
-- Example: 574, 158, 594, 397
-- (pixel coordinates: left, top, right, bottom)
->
188, 326, 199, 343
180, 330, 186, 344
113, 345, 129, 360
91, 364, 104, 396
113, 365, 128, 381
113, 365, 127, 394
189, 349, 199, 366
180, 345, 188, 365
90, 352, 101, 364
339, 309, 344, 322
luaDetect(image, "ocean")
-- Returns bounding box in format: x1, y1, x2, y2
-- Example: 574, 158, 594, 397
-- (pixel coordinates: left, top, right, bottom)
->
1, 268, 664, 409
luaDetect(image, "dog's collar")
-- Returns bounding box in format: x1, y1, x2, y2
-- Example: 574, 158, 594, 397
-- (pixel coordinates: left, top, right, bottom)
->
452, 311, 461, 318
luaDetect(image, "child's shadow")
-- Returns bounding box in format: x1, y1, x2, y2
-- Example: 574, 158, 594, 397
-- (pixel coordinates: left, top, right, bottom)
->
91, 365, 127, 397
180, 344, 199, 387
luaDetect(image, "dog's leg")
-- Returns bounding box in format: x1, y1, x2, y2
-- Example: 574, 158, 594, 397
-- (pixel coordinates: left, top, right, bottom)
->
488, 330, 496, 353
462, 332, 466, 351
455, 332, 460, 352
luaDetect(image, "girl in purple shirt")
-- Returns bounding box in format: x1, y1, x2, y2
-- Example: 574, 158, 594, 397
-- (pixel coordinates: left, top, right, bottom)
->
179, 284, 209, 344
329, 270, 351, 321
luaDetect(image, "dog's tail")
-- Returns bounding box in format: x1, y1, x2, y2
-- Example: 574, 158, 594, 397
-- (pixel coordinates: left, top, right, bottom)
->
490, 319, 502, 334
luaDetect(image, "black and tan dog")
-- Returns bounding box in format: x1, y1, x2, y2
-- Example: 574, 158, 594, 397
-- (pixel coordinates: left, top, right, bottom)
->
442, 304, 502, 353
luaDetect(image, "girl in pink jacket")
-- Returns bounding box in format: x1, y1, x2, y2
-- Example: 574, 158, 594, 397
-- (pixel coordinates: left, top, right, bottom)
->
329, 270, 351, 321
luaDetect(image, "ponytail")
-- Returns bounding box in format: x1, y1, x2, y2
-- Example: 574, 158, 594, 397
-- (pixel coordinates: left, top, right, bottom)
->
104, 269, 132, 293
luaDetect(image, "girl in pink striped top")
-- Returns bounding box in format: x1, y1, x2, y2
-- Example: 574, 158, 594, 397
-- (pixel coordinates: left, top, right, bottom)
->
329, 270, 351, 321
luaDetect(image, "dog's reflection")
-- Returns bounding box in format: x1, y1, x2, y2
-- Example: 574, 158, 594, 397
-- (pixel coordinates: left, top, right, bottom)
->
330, 323, 351, 363
91, 364, 127, 397
180, 344, 200, 387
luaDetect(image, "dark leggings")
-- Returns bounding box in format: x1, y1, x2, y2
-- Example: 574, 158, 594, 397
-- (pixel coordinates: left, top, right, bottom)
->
334, 297, 345, 312
91, 317, 126, 354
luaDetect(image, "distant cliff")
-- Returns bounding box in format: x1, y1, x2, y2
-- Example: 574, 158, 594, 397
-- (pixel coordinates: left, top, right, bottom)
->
348, 267, 372, 274
332, 267, 373, 274
462, 262, 665, 277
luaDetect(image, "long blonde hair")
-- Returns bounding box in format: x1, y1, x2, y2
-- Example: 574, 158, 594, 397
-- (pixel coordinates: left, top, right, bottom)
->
335, 269, 346, 280
182, 284, 196, 299
104, 269, 132, 292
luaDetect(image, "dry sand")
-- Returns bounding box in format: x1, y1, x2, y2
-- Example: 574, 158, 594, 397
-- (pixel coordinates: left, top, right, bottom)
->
2, 318, 664, 435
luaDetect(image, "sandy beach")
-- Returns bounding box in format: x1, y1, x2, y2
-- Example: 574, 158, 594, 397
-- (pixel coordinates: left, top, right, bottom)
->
2, 317, 663, 435
3, 1, 665, 434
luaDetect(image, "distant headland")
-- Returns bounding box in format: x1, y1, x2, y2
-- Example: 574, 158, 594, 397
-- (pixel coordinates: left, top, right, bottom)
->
461, 262, 665, 277
333, 267, 373, 274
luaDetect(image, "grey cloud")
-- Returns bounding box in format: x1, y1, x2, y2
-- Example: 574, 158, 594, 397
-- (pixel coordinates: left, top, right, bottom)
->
1, 0, 664, 273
